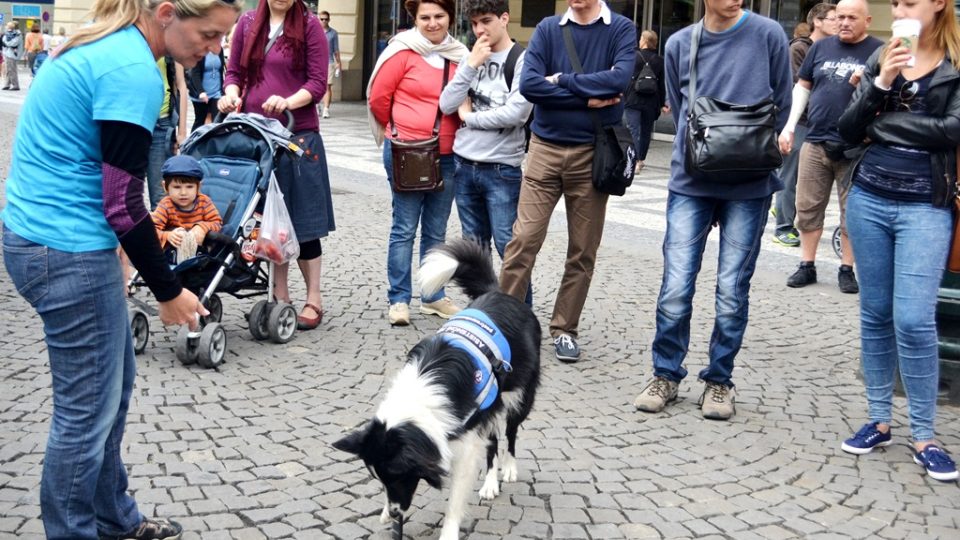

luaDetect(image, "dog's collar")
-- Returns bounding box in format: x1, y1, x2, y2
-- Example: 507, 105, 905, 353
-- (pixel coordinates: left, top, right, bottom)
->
438, 309, 512, 412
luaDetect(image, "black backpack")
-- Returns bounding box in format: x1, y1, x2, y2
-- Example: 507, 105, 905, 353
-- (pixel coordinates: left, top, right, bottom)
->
633, 53, 658, 95
503, 42, 533, 151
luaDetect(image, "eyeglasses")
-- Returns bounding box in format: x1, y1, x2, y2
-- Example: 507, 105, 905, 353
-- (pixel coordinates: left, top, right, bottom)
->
320, 18, 329, 21
820, 16, 838, 22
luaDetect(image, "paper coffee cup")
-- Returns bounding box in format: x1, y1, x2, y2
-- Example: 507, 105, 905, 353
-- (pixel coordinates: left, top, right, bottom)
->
892, 18, 921, 67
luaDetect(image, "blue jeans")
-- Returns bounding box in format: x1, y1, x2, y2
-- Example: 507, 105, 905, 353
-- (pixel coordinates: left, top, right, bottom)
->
845, 185, 952, 441
652, 193, 771, 387
453, 156, 532, 306
383, 139, 457, 305
2, 227, 141, 539
623, 106, 658, 161
774, 122, 808, 234
146, 116, 175, 208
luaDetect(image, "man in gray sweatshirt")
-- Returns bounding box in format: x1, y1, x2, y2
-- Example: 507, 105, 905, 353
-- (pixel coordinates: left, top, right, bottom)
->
439, 0, 533, 303
634, 0, 792, 420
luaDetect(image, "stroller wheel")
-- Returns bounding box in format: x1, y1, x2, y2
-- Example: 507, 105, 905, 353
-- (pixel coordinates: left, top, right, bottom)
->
197, 323, 227, 369
268, 303, 298, 344
249, 300, 270, 340
204, 293, 223, 324
832, 226, 843, 258
175, 326, 199, 365
130, 310, 150, 355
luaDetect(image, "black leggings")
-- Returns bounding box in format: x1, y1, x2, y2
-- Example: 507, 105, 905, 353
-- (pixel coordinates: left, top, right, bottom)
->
191, 98, 220, 131
299, 239, 322, 261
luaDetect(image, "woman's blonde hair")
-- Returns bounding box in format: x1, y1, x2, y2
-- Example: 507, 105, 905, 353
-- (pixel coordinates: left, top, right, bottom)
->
58, 0, 240, 57
928, 0, 960, 69
640, 30, 658, 50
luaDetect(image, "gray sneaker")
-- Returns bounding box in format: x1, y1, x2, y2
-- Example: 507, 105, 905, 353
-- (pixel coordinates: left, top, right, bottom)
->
634, 376, 679, 413
699, 382, 736, 420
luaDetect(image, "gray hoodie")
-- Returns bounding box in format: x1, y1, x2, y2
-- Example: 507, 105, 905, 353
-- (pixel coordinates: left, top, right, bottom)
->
2, 30, 22, 60
439, 48, 533, 168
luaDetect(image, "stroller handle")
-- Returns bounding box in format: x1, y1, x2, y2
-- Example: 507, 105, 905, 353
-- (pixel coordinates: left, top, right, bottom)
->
213, 109, 296, 131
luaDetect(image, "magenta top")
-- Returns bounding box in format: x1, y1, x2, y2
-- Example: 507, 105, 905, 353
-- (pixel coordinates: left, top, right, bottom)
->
225, 10, 328, 132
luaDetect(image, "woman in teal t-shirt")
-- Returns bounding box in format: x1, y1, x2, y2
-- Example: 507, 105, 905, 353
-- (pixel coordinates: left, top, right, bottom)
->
1, 1, 240, 538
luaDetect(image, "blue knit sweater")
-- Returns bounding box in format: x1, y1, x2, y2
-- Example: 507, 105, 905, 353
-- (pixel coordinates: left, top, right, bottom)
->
665, 12, 793, 199
518, 13, 636, 145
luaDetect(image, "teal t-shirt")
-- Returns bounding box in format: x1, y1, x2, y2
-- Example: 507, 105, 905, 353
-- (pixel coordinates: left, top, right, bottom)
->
3, 26, 163, 252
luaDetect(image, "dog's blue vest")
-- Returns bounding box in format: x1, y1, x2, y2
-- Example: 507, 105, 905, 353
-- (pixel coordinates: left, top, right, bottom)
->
437, 309, 512, 412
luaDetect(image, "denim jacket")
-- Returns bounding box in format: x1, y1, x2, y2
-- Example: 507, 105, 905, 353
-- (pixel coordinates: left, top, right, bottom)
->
838, 49, 960, 208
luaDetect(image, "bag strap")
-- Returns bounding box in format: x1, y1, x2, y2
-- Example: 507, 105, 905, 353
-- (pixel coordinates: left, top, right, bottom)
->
391, 59, 450, 139
264, 24, 282, 56
688, 22, 703, 105
504, 42, 524, 91
561, 24, 603, 135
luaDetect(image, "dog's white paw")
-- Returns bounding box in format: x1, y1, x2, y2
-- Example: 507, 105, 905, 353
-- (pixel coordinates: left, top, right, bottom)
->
478, 473, 500, 500
501, 454, 518, 482
379, 505, 391, 524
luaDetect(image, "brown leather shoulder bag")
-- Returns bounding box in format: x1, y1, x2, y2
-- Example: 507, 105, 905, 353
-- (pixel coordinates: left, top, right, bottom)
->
389, 60, 450, 193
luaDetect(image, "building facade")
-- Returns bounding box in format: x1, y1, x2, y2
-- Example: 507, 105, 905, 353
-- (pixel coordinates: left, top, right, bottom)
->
0, 1, 57, 34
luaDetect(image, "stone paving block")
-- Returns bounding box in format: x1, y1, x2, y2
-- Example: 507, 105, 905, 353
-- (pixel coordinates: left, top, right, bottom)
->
257, 522, 296, 538
511, 520, 549, 538
202, 513, 245, 530
324, 522, 370, 539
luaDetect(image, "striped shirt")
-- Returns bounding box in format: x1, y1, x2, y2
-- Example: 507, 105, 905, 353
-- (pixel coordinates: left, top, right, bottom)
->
152, 193, 222, 247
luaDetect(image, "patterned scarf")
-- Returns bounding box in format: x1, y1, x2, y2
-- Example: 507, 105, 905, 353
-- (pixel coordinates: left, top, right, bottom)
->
239, 0, 307, 85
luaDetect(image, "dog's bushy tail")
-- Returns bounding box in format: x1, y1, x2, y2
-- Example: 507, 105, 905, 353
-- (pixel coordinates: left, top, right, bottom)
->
419, 239, 499, 301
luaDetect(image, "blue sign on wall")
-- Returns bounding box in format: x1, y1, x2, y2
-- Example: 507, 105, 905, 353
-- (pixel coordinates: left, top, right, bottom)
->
12, 5, 42, 18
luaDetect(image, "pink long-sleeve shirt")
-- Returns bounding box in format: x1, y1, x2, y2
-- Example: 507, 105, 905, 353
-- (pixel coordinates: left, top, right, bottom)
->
368, 50, 460, 155
225, 10, 328, 132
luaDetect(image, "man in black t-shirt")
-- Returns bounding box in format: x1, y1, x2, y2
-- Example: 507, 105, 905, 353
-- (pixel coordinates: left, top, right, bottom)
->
777, 0, 882, 294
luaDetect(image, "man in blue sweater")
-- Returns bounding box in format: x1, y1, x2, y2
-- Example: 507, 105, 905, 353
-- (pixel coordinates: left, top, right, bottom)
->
634, 0, 792, 419
499, 0, 634, 363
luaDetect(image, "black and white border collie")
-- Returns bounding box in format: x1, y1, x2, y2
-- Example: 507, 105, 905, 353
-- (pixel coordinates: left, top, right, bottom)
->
333, 240, 541, 539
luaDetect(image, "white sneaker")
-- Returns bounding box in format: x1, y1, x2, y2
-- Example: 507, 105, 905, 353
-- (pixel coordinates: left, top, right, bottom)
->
322, 107, 330, 119
388, 303, 410, 326
420, 297, 461, 319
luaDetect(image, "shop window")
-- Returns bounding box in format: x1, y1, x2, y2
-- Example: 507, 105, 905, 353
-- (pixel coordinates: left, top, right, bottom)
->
521, 0, 556, 27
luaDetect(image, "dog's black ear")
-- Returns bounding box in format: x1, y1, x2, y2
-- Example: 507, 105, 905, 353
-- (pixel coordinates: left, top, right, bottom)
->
332, 424, 371, 457
422, 464, 444, 490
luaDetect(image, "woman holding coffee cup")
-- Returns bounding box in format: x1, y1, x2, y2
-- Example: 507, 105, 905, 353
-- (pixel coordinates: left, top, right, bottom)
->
837, 0, 960, 481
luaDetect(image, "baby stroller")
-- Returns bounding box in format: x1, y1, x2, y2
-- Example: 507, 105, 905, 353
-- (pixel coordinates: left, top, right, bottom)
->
127, 112, 304, 369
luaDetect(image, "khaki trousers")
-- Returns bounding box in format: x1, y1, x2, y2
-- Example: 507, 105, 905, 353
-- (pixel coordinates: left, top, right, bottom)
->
500, 135, 608, 338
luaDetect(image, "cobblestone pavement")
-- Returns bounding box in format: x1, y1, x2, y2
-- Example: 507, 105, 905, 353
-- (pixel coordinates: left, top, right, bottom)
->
0, 98, 958, 540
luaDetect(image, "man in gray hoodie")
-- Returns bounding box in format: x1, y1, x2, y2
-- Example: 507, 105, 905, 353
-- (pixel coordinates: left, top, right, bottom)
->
2, 22, 23, 91
439, 0, 533, 302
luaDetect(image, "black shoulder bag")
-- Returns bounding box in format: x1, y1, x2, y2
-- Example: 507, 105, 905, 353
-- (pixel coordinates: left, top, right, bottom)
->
561, 25, 636, 197
684, 22, 782, 183
389, 60, 450, 193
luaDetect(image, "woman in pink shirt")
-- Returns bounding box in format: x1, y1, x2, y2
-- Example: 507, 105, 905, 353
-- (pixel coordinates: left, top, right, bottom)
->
367, 0, 467, 326
219, 0, 336, 331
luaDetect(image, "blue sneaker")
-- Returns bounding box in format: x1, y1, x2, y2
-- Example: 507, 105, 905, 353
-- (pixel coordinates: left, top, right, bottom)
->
913, 445, 959, 482
841, 422, 892, 455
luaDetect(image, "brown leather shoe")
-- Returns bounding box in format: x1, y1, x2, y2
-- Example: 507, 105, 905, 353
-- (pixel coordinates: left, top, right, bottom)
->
296, 303, 323, 330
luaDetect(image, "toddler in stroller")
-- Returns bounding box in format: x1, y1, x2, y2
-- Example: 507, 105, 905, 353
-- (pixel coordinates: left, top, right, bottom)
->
127, 112, 305, 368
152, 155, 223, 263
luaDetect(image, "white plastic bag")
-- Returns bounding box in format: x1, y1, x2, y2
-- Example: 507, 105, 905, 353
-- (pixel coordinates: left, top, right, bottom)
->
254, 173, 300, 264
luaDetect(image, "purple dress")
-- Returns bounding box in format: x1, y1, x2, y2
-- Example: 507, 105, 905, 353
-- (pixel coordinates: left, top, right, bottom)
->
225, 10, 328, 132
225, 9, 335, 242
